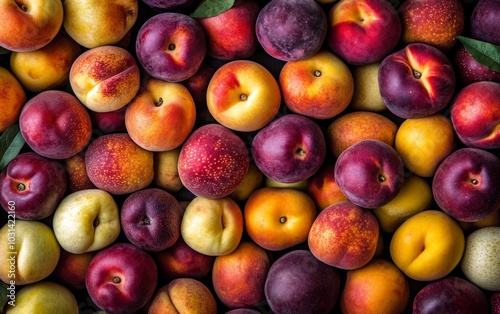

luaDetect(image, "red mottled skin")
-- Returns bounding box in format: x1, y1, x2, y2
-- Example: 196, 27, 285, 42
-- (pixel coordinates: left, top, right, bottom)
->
334, 139, 404, 208
178, 124, 249, 198
19, 90, 92, 159
378, 43, 456, 119
212, 241, 270, 309
136, 12, 206, 82
52, 250, 96, 290
86, 243, 158, 314
432, 148, 500, 222
308, 201, 379, 270
306, 161, 348, 211
197, 0, 260, 60
155, 237, 215, 280
327, 0, 402, 65
492, 292, 500, 314
453, 46, 500, 86
413, 277, 488, 314
400, 0, 464, 51
85, 133, 154, 195
0, 152, 67, 220
450, 81, 500, 149
64, 153, 96, 193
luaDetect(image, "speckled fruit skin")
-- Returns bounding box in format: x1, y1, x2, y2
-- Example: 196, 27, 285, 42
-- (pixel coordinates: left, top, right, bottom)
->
85, 133, 154, 195
461, 227, 500, 291
255, 0, 327, 61
400, 0, 464, 51
136, 12, 206, 82
308, 200, 379, 270
432, 148, 500, 222
334, 139, 404, 209
120, 188, 183, 252
86, 243, 158, 314
413, 276, 489, 314
69, 45, 140, 113
491, 292, 500, 314
264, 250, 341, 314
0, 152, 67, 220
450, 81, 500, 149
19, 90, 92, 160
251, 114, 326, 184
453, 46, 500, 86
64, 153, 96, 193
327, 0, 402, 65
178, 124, 249, 198
378, 43, 456, 119
470, 0, 500, 45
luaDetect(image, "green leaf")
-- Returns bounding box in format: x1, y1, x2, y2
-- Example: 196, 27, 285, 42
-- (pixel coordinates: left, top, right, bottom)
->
0, 281, 8, 312
0, 124, 25, 171
190, 0, 235, 18
456, 36, 500, 73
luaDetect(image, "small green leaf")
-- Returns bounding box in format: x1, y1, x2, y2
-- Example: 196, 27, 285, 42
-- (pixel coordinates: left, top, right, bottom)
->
456, 36, 500, 73
0, 124, 25, 171
0, 281, 8, 312
190, 0, 235, 18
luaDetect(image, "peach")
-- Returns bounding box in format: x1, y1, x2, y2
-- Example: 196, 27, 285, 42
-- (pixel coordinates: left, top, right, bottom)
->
308, 200, 379, 270
125, 78, 196, 151
0, 0, 63, 52
147, 278, 217, 314
350, 62, 386, 112
206, 60, 281, 132
212, 241, 270, 309
390, 210, 465, 281
196, 0, 260, 60
19, 90, 92, 159
181, 63, 215, 107
0, 67, 26, 133
89, 105, 128, 134
52, 249, 95, 290
450, 81, 500, 149
85, 133, 154, 195
64, 153, 96, 193
70, 45, 140, 113
229, 161, 265, 202
63, 0, 138, 49
326, 111, 398, 158
244, 187, 317, 251
395, 114, 456, 177
279, 50, 354, 119
340, 259, 410, 314
306, 161, 348, 211
400, 0, 465, 51
153, 148, 183, 193
10, 33, 81, 93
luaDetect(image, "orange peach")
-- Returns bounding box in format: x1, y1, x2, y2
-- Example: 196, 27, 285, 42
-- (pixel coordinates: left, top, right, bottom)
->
63, 0, 138, 49
279, 50, 354, 119
244, 187, 317, 251
147, 278, 217, 314
64, 152, 96, 193
206, 60, 281, 132
0, 67, 26, 133
10, 33, 81, 93
308, 200, 379, 270
0, 0, 63, 52
85, 133, 154, 195
70, 45, 140, 113
51, 249, 96, 290
326, 111, 398, 158
306, 161, 348, 211
212, 241, 270, 309
125, 78, 196, 151
340, 259, 410, 314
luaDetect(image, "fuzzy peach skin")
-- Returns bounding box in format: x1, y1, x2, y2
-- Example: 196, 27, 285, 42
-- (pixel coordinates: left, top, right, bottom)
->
340, 259, 410, 314
0, 67, 26, 133
125, 78, 196, 151
450, 81, 500, 149
306, 161, 348, 211
10, 33, 81, 93
70, 45, 140, 113
212, 241, 270, 309
244, 187, 317, 251
206, 60, 281, 132
85, 133, 154, 195
63, 0, 138, 49
280, 50, 354, 120
390, 210, 465, 281
0, 0, 63, 52
308, 200, 379, 270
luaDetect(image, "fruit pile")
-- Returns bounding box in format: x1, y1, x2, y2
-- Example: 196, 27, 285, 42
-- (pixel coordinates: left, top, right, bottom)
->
0, 0, 499, 313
